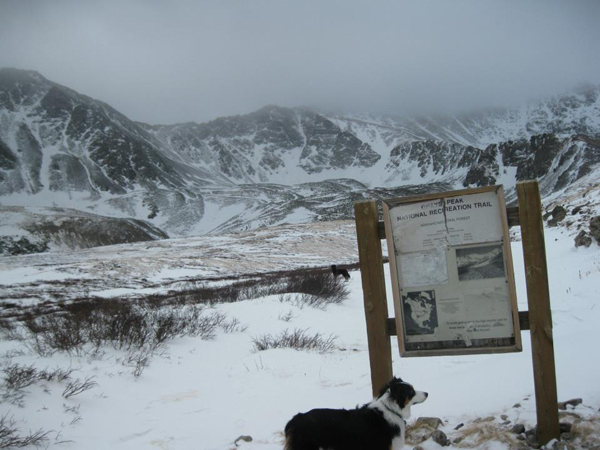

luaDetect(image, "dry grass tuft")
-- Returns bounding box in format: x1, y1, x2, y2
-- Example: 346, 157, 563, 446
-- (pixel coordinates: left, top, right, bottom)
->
569, 412, 600, 448
450, 422, 521, 448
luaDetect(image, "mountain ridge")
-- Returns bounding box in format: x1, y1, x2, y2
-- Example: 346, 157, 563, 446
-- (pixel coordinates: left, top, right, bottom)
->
1, 68, 599, 250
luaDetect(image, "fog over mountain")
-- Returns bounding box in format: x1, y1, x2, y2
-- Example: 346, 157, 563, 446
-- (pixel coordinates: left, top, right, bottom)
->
1, 1, 600, 254
1, 0, 599, 124
1, 67, 599, 256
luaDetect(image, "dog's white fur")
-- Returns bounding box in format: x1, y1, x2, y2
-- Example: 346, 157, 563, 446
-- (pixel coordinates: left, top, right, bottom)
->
367, 386, 428, 450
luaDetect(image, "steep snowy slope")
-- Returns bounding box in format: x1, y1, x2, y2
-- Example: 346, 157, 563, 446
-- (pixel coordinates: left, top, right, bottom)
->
1, 68, 599, 242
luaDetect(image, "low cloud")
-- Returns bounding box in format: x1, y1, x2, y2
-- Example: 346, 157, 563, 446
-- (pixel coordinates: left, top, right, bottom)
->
1, 0, 599, 124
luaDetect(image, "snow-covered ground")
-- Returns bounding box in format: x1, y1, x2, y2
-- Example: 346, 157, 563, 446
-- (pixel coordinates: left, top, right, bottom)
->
0, 221, 599, 449
0, 220, 359, 311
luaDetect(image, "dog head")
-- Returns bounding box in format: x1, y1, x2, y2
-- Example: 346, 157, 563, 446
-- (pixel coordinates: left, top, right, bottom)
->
377, 377, 428, 419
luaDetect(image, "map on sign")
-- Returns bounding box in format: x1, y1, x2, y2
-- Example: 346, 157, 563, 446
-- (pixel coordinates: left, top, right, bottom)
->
382, 186, 521, 356
402, 290, 439, 336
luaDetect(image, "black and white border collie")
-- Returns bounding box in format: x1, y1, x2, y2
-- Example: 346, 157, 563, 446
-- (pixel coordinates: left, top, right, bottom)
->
284, 377, 428, 450
331, 264, 351, 281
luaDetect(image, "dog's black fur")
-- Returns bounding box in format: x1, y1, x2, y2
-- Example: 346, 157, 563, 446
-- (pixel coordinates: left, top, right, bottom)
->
331, 264, 350, 281
284, 377, 428, 450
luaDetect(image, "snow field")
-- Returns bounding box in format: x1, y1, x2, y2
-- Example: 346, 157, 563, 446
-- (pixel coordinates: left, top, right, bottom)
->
0, 225, 598, 449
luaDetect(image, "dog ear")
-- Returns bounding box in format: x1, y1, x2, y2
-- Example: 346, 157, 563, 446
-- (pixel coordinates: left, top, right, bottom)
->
377, 377, 402, 397
389, 376, 403, 385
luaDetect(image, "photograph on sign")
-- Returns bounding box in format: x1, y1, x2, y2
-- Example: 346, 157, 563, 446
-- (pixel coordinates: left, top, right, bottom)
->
382, 186, 521, 357
456, 244, 505, 281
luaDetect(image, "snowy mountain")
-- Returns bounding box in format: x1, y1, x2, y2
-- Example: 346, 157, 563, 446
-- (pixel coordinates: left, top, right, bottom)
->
143, 106, 381, 185
1, 68, 599, 248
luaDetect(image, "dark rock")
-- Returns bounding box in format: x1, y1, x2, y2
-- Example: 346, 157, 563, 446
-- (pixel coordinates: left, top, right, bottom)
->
414, 417, 443, 429
454, 422, 464, 430
299, 114, 380, 173
560, 432, 572, 441
499, 139, 534, 180
512, 424, 526, 434
590, 217, 600, 243
0, 138, 18, 170
233, 435, 252, 446
501, 414, 509, 421
463, 144, 499, 187
559, 422, 572, 433
526, 427, 539, 444
548, 205, 567, 227
389, 140, 476, 179
530, 134, 563, 178
430, 430, 450, 447
499, 133, 574, 188
571, 206, 583, 215
574, 230, 592, 248
552, 206, 567, 221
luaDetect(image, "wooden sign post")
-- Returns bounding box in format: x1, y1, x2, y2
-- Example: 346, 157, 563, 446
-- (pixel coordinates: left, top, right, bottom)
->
354, 200, 393, 396
517, 181, 560, 445
354, 180, 559, 445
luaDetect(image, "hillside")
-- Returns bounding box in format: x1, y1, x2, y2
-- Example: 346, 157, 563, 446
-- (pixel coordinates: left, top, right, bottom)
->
0, 206, 168, 256
1, 68, 599, 243
0, 199, 598, 449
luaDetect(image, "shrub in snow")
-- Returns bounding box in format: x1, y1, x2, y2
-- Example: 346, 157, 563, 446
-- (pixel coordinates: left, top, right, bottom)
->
251, 328, 337, 353
6, 300, 239, 357
62, 376, 97, 399
176, 267, 350, 306
285, 271, 349, 305
0, 413, 49, 448
1, 364, 75, 404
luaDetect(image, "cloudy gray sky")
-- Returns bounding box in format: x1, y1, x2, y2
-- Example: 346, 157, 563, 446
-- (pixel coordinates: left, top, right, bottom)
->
1, 0, 599, 124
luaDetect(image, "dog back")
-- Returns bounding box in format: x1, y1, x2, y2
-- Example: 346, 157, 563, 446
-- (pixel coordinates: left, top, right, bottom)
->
284, 407, 399, 450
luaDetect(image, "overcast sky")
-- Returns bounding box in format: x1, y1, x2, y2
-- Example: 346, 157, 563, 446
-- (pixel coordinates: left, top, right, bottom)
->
1, 0, 599, 125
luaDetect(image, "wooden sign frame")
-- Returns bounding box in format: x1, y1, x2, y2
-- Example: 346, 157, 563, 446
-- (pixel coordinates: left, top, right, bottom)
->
382, 185, 522, 357
354, 180, 559, 446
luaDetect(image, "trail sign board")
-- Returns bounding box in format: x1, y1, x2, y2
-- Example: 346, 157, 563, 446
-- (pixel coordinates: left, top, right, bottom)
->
355, 181, 557, 445
382, 186, 522, 357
